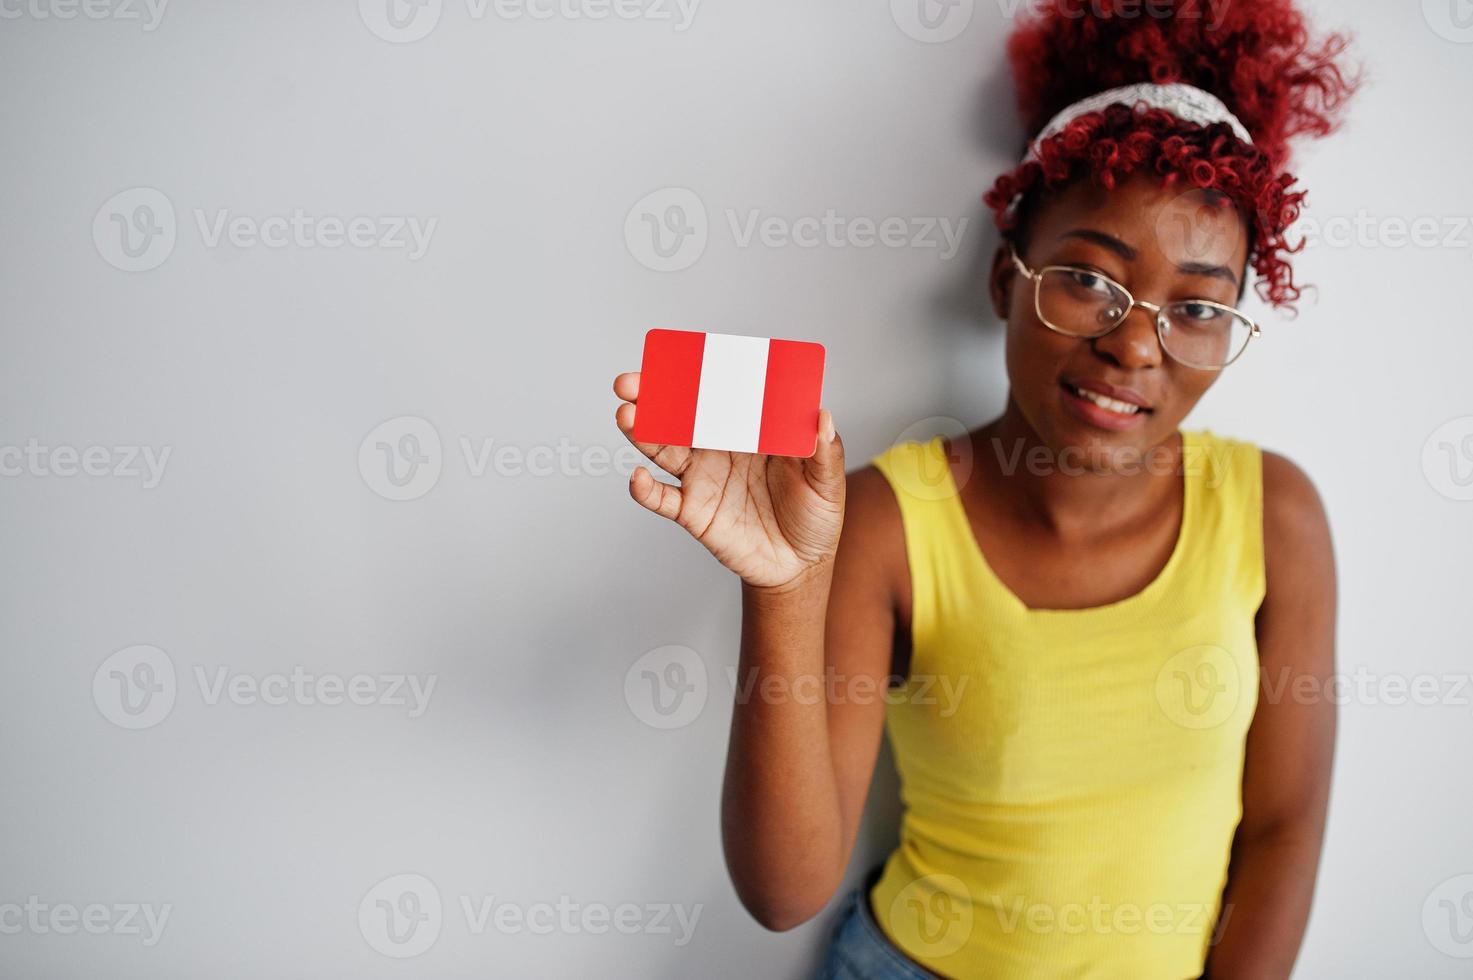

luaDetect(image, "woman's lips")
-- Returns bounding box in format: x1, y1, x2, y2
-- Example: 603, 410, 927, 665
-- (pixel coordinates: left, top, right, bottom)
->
1060, 381, 1151, 431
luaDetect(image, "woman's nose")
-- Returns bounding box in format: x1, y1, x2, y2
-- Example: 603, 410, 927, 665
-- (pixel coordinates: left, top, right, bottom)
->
1091, 302, 1164, 369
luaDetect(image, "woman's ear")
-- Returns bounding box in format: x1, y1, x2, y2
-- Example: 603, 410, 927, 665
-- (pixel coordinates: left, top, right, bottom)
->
989, 244, 1016, 321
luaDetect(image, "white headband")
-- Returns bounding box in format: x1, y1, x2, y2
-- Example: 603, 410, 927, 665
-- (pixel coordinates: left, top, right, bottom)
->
1024, 81, 1253, 164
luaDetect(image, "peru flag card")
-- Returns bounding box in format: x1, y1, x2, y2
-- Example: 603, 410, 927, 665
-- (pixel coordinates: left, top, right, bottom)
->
633, 329, 827, 458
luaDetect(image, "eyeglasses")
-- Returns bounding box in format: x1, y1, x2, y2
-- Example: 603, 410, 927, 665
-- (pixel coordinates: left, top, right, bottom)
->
1009, 248, 1261, 370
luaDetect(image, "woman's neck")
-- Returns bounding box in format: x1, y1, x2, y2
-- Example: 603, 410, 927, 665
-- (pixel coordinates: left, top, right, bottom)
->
969, 397, 1183, 542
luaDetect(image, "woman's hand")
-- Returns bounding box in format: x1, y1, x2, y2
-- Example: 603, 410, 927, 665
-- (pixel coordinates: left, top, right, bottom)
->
613, 371, 846, 591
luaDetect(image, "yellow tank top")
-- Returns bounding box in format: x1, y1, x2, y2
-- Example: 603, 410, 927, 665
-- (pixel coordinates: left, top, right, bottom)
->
867, 429, 1265, 979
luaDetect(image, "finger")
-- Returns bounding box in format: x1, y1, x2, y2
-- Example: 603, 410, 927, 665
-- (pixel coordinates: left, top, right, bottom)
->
614, 401, 694, 475
801, 408, 846, 504
613, 372, 640, 403
629, 465, 683, 522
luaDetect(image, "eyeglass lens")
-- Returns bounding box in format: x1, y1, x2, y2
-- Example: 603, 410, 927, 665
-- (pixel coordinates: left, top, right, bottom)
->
1035, 268, 1252, 368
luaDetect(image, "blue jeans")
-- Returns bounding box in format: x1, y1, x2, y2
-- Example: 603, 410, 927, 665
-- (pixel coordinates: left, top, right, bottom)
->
815, 869, 938, 979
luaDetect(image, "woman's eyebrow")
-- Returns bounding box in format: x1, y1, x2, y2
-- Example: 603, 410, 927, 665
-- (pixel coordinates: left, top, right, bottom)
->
1059, 228, 1137, 260
1177, 260, 1240, 287
1059, 228, 1240, 287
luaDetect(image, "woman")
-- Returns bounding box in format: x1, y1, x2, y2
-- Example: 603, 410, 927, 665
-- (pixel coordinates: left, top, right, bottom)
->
613, 1, 1356, 975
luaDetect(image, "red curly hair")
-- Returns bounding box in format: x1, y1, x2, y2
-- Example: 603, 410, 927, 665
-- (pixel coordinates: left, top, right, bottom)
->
982, 0, 1358, 310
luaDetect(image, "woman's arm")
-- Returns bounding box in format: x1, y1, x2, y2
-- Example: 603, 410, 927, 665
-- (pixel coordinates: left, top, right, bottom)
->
613, 374, 904, 932
722, 466, 905, 930
1204, 451, 1338, 978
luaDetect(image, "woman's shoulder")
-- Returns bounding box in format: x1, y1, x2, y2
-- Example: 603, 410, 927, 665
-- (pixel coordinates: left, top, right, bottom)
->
1188, 431, 1334, 599
1186, 429, 1321, 514
1185, 428, 1326, 531
842, 461, 908, 567
1243, 444, 1337, 641
1257, 447, 1335, 571
838, 456, 914, 627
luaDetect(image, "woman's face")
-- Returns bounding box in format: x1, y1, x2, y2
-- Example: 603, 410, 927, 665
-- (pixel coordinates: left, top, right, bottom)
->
989, 170, 1251, 471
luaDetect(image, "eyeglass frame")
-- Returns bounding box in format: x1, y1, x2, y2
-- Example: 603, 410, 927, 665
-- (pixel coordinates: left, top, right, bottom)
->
1007, 247, 1261, 370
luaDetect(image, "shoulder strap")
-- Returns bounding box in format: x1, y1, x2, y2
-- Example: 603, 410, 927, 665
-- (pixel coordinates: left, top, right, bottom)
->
870, 436, 997, 641
1182, 429, 1267, 612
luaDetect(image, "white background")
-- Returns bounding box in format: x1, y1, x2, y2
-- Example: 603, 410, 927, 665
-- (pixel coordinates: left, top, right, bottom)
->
1, 0, 1470, 976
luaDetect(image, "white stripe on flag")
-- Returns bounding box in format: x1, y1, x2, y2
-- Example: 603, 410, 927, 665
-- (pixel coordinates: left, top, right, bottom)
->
691, 333, 770, 453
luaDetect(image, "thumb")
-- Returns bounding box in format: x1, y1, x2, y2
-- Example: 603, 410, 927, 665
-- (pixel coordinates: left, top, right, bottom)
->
802, 409, 845, 503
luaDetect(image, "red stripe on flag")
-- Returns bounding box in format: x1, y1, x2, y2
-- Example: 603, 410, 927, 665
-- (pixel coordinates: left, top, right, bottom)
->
632, 329, 707, 447
757, 339, 826, 457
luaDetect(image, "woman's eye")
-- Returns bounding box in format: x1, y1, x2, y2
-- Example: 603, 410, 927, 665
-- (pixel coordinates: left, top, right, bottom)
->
1178, 302, 1221, 321
1067, 270, 1113, 294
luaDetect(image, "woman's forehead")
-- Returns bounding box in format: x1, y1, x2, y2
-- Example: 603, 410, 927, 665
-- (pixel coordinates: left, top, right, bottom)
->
1030, 173, 1250, 270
